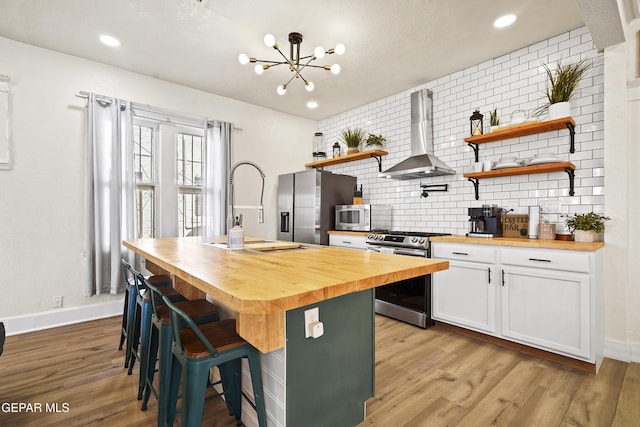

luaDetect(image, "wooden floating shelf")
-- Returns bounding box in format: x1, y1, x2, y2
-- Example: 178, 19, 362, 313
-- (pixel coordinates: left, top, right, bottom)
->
464, 162, 576, 200
464, 117, 576, 145
463, 162, 575, 179
305, 149, 388, 171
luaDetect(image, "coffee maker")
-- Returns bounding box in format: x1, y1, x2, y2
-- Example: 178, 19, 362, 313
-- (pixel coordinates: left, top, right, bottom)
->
468, 205, 503, 237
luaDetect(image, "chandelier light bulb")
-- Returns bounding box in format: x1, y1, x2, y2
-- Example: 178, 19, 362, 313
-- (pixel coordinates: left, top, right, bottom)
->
314, 46, 326, 59
277, 84, 287, 95
238, 53, 250, 65
255, 64, 265, 75
334, 43, 346, 55
305, 81, 315, 92
264, 33, 276, 47
330, 64, 341, 75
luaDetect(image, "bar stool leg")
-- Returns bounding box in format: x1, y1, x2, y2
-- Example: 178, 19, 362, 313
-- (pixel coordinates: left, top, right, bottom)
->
247, 351, 268, 427
181, 362, 210, 427
165, 354, 182, 427
218, 359, 242, 421
126, 298, 142, 369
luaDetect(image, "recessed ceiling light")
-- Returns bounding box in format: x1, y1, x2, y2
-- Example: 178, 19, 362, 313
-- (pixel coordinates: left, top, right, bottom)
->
494, 14, 517, 28
307, 101, 318, 109
99, 34, 121, 47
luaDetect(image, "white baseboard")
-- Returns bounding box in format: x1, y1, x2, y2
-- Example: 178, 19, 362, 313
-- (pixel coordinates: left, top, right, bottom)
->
604, 338, 640, 363
2, 301, 122, 336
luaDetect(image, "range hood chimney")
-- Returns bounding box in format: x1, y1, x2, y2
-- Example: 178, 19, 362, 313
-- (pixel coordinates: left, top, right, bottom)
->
379, 89, 456, 179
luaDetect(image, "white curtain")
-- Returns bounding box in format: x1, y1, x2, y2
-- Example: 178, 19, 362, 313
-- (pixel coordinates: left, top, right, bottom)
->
84, 94, 134, 296
202, 121, 233, 240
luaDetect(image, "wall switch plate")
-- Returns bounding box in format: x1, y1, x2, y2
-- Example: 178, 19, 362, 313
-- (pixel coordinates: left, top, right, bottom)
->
52, 296, 63, 308
304, 307, 323, 338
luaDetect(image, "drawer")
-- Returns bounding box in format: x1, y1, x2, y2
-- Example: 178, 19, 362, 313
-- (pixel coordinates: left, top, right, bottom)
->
501, 247, 591, 273
329, 234, 368, 250
432, 242, 496, 264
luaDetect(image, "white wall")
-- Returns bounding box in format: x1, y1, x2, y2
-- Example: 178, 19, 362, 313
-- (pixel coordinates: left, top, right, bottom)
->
318, 27, 639, 362
0, 37, 315, 327
319, 27, 603, 234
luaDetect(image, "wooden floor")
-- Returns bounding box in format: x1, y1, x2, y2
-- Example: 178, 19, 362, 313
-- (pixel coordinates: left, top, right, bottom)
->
1, 315, 638, 427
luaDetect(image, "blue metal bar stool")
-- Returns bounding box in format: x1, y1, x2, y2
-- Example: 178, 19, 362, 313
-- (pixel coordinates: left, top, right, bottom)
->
162, 294, 267, 427
140, 280, 221, 423
124, 261, 186, 379
120, 259, 176, 366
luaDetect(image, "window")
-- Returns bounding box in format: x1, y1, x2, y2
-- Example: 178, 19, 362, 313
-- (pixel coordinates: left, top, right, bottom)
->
133, 122, 157, 238
176, 132, 203, 237
133, 120, 205, 238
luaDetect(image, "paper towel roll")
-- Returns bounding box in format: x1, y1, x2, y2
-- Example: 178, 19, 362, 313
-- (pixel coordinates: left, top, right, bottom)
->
528, 206, 540, 239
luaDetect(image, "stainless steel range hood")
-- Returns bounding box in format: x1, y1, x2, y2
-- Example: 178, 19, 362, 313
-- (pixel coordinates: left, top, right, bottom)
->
379, 89, 456, 179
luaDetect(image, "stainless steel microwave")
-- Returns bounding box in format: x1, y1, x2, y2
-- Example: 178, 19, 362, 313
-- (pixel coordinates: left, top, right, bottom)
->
335, 204, 392, 231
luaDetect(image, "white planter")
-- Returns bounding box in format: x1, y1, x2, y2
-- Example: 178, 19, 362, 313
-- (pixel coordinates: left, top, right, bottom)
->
548, 102, 571, 120
573, 230, 604, 243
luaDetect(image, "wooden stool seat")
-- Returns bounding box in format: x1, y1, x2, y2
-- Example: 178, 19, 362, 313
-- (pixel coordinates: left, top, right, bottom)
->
179, 319, 245, 357
156, 299, 219, 324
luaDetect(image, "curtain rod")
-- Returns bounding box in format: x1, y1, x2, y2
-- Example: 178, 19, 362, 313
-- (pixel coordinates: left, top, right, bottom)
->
76, 90, 241, 130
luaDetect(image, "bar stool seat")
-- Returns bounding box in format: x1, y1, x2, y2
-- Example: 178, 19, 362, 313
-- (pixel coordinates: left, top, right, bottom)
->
140, 282, 220, 423
162, 295, 267, 427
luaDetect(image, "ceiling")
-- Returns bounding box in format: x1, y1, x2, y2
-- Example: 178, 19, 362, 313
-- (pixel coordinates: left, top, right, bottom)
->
0, 0, 620, 120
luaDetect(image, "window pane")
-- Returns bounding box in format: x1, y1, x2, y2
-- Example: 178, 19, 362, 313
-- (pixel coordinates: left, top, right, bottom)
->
134, 124, 154, 183
178, 188, 202, 236
136, 185, 155, 238
176, 133, 203, 186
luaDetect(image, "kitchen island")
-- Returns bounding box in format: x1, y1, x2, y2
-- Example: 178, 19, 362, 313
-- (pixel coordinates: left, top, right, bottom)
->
123, 236, 449, 427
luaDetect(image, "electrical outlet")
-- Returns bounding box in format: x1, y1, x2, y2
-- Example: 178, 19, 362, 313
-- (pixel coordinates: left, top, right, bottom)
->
53, 296, 63, 308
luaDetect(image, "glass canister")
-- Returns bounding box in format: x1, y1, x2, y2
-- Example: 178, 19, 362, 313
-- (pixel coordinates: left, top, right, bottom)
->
538, 222, 556, 240
312, 132, 326, 161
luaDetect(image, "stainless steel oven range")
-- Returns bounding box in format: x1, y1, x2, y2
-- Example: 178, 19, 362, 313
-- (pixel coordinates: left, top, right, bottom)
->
366, 231, 450, 328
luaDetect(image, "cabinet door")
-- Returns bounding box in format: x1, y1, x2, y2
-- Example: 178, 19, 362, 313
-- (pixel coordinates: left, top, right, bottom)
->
432, 260, 497, 334
501, 266, 590, 359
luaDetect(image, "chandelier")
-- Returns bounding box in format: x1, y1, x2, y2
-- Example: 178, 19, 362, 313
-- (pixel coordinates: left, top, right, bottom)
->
238, 32, 345, 95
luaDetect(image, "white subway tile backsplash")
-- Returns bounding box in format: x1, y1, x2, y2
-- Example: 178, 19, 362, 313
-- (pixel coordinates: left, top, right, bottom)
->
318, 27, 602, 235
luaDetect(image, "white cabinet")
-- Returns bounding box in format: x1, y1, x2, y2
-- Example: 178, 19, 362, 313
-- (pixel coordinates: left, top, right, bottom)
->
500, 247, 593, 359
432, 243, 498, 334
432, 242, 603, 365
501, 265, 590, 358
329, 233, 368, 250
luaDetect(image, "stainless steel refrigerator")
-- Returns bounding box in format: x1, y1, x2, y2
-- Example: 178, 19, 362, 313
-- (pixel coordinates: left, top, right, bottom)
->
277, 169, 356, 245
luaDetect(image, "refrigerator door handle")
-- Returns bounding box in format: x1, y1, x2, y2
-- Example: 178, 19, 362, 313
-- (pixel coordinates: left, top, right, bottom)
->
280, 212, 290, 233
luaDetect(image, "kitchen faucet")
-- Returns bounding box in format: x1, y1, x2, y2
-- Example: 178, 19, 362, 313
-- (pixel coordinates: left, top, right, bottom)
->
229, 160, 266, 228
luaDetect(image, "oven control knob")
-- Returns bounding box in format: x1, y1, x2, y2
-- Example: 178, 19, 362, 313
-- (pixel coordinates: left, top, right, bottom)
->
419, 238, 425, 243
377, 235, 383, 240
367, 234, 373, 239
411, 237, 417, 243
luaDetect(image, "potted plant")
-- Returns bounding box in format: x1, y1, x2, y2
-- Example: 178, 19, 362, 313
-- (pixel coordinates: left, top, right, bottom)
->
365, 133, 386, 148
489, 108, 499, 132
563, 212, 610, 242
540, 58, 593, 119
340, 128, 365, 154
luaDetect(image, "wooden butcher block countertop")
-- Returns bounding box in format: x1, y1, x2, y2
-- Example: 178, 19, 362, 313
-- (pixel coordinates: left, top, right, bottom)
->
429, 235, 604, 251
123, 236, 449, 352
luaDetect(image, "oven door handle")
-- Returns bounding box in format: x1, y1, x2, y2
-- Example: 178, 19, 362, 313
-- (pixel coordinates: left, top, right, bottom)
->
389, 248, 428, 257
